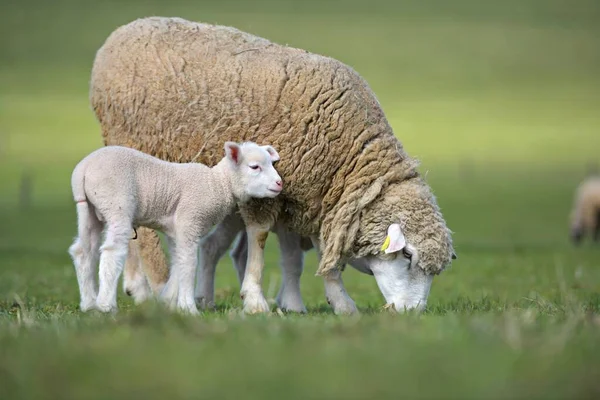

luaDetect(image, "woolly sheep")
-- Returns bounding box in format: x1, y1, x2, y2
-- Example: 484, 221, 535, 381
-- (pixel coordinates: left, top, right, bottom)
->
90, 17, 457, 314
68, 142, 282, 315
570, 175, 600, 244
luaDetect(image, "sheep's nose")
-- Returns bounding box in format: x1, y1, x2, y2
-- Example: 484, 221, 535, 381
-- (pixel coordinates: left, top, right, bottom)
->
275, 180, 283, 188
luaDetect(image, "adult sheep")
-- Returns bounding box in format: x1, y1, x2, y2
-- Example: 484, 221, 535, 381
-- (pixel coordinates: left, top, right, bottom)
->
91, 17, 456, 314
570, 175, 600, 244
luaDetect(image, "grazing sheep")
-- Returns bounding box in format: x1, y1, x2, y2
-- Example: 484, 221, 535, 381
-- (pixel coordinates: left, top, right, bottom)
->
570, 175, 600, 244
91, 16, 456, 314
68, 142, 282, 315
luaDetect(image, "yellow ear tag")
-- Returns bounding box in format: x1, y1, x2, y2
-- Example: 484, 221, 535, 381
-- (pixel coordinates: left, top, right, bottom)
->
381, 235, 391, 252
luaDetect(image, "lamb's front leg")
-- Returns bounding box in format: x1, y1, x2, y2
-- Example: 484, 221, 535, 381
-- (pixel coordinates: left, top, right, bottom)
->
240, 225, 271, 314
170, 235, 201, 316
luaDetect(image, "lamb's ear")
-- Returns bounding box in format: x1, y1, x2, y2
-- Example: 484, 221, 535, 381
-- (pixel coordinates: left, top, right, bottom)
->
261, 145, 280, 162
381, 223, 406, 254
224, 142, 241, 165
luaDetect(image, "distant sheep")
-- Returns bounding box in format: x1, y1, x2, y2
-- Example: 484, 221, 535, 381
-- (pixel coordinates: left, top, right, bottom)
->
68, 142, 282, 314
91, 17, 456, 314
570, 175, 600, 244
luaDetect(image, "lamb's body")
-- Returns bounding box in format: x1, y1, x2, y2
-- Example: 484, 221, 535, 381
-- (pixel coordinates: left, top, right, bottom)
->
91, 17, 456, 313
570, 176, 600, 244
74, 146, 234, 235
69, 143, 282, 314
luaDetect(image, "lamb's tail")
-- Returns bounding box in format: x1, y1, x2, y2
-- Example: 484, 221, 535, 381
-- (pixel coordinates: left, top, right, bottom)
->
71, 160, 88, 205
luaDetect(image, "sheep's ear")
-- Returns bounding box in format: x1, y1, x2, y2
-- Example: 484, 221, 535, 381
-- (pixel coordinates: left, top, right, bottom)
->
381, 223, 406, 254
224, 142, 241, 165
262, 145, 280, 162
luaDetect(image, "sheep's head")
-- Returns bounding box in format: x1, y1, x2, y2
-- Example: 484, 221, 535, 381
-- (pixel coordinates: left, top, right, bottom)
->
349, 179, 456, 312
224, 142, 283, 201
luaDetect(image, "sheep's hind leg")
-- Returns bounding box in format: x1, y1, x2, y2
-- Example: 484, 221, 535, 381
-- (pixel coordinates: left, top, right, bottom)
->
96, 221, 131, 313
594, 209, 600, 242
275, 227, 307, 313
123, 227, 169, 299
195, 214, 245, 309
69, 201, 103, 312
122, 237, 153, 304
230, 231, 248, 285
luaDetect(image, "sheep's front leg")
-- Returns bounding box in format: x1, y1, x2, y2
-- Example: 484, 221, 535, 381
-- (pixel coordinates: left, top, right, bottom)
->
275, 227, 307, 313
240, 226, 271, 314
311, 236, 358, 315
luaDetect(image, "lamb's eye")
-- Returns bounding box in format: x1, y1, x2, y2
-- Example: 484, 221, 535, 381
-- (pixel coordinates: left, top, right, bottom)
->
249, 164, 260, 170
402, 248, 412, 260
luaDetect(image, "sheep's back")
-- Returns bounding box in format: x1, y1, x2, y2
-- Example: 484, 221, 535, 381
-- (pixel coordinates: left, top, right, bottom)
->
92, 17, 395, 235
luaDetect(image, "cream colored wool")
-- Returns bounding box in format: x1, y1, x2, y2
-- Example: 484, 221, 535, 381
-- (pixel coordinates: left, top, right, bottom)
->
91, 16, 455, 279
570, 176, 600, 243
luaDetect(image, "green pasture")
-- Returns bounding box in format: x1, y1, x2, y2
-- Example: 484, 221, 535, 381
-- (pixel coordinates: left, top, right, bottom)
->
1, 0, 599, 398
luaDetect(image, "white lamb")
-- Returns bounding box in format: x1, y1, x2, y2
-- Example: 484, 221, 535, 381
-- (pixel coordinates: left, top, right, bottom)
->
68, 142, 282, 315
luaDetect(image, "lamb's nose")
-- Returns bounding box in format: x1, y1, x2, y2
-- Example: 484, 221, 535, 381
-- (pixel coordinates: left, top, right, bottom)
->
276, 180, 283, 188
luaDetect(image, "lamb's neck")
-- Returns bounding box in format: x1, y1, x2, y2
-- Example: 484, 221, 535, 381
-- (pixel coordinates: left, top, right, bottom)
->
210, 159, 241, 211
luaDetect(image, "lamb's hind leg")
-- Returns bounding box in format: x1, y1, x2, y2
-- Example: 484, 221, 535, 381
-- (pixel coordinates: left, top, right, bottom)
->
96, 220, 131, 313
68, 201, 103, 312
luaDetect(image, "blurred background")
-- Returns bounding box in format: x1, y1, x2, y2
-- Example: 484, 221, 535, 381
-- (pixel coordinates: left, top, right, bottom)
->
2, 0, 600, 302
1, 1, 600, 398
1, 0, 599, 300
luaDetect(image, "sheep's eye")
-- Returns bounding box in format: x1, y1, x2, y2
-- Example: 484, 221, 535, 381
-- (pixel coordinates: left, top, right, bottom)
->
249, 164, 260, 170
402, 248, 412, 260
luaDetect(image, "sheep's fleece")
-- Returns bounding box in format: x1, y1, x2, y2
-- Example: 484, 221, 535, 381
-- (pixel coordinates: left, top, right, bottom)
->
570, 175, 600, 243
91, 16, 455, 277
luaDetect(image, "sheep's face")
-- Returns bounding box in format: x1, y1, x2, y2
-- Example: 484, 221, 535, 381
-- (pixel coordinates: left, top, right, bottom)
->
352, 224, 433, 312
224, 142, 283, 201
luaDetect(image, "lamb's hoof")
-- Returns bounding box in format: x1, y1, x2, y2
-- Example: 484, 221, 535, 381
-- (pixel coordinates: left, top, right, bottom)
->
95, 302, 118, 313
331, 299, 359, 315
178, 304, 200, 316
125, 289, 133, 296
242, 292, 271, 314
79, 301, 97, 312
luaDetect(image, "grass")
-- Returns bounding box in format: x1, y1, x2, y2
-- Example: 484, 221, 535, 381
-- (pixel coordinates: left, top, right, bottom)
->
1, 0, 600, 398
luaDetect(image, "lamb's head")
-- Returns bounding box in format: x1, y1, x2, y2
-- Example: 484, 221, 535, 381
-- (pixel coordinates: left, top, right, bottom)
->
350, 179, 456, 312
224, 141, 283, 201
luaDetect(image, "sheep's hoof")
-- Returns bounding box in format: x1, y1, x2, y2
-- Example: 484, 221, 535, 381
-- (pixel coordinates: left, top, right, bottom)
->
195, 297, 216, 311
276, 296, 307, 313
242, 292, 270, 314
331, 299, 359, 315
